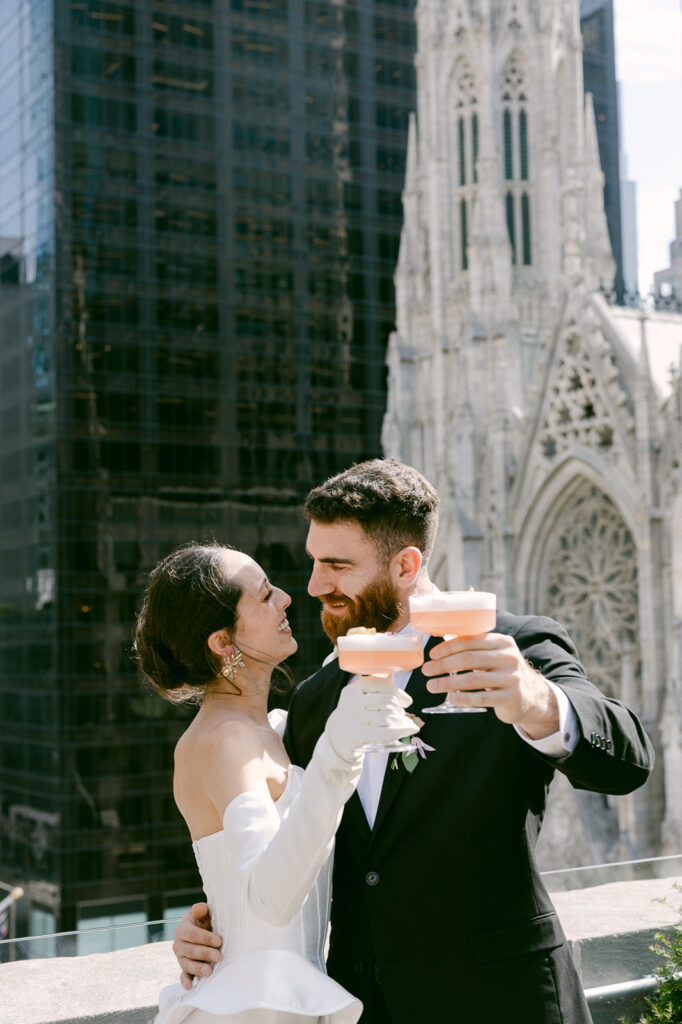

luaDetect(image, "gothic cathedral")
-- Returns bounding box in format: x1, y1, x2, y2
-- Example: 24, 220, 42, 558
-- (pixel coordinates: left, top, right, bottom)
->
383, 0, 682, 864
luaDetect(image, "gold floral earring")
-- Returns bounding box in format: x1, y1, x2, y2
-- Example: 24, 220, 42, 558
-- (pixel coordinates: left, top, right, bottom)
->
221, 648, 245, 684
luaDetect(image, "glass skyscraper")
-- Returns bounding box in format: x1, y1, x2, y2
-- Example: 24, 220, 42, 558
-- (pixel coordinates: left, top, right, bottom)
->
0, 0, 625, 945
0, 0, 416, 942
580, 0, 624, 299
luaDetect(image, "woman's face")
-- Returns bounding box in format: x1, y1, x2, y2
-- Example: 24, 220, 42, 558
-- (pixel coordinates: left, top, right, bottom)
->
223, 551, 297, 667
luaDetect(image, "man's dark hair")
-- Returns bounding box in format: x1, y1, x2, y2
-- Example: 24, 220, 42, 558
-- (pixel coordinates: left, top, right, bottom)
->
304, 458, 439, 565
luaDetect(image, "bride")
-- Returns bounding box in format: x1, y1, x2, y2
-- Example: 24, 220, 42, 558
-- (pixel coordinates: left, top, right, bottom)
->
135, 542, 418, 1024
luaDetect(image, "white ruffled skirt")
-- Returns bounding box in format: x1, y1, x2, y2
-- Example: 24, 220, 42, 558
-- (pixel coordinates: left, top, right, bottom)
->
155, 948, 362, 1024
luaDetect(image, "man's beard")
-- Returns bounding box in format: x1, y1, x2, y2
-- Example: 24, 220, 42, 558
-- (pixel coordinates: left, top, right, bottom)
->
320, 573, 402, 644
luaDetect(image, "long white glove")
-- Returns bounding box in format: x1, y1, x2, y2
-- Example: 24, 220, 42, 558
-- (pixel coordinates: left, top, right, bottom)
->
224, 678, 419, 927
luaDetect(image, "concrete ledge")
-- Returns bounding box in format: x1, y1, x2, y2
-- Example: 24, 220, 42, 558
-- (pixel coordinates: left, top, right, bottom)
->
2, 876, 680, 1024
0, 941, 177, 1024
552, 876, 682, 987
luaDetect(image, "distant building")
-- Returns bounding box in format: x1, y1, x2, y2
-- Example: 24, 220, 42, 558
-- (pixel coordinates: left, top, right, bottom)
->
0, 0, 416, 942
384, 0, 681, 865
618, 84, 639, 300
580, 0, 625, 299
653, 189, 682, 306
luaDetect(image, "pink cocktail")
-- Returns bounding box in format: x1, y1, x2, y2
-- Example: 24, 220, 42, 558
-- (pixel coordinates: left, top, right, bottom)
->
408, 591, 496, 714
337, 632, 423, 676
337, 631, 423, 751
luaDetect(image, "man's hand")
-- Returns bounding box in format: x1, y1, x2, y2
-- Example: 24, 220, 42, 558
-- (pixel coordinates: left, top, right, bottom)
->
172, 902, 222, 991
422, 633, 559, 739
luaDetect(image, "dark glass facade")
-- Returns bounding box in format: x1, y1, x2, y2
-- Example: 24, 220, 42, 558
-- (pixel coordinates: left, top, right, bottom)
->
580, 0, 624, 299
0, 0, 416, 940
0, 0, 624, 944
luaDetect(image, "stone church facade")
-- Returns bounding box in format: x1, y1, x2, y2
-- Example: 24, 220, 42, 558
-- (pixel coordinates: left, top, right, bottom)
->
382, 0, 682, 865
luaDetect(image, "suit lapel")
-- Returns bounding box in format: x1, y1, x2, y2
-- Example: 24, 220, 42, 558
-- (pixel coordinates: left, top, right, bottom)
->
370, 637, 440, 839
304, 639, 442, 844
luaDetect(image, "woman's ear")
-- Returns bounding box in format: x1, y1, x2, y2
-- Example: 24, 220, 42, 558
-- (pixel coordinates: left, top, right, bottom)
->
207, 629, 235, 659
391, 546, 422, 590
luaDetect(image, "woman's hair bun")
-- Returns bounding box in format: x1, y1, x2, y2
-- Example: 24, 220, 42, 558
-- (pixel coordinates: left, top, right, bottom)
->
134, 542, 243, 704
149, 640, 188, 689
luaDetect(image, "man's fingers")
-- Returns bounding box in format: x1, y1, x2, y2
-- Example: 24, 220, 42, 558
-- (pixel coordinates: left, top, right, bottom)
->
189, 902, 215, 929
178, 956, 214, 980
173, 939, 222, 963
427, 669, 506, 693
429, 633, 505, 657
174, 924, 222, 948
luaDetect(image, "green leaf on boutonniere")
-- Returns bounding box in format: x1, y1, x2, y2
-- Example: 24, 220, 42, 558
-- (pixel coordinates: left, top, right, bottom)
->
401, 749, 420, 773
390, 715, 435, 774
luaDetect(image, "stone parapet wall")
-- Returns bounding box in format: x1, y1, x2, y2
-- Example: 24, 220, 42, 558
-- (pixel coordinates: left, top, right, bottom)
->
3, 877, 680, 1024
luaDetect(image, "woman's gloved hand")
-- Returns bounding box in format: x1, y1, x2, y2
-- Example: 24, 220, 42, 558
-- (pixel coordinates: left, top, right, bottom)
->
324, 677, 420, 766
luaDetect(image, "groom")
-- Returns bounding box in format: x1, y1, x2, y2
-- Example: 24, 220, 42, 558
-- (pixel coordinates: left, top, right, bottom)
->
173, 458, 654, 1023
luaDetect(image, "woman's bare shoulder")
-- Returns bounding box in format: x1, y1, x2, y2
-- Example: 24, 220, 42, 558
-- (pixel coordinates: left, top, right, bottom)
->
176, 715, 266, 773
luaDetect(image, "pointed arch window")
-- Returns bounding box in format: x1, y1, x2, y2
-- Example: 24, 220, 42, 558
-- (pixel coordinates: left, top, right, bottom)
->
521, 192, 531, 264
519, 109, 529, 180
452, 57, 478, 271
460, 198, 469, 270
506, 192, 516, 264
501, 53, 532, 266
458, 116, 466, 186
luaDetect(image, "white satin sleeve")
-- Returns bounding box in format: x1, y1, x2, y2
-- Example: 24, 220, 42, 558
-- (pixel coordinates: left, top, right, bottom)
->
222, 732, 358, 928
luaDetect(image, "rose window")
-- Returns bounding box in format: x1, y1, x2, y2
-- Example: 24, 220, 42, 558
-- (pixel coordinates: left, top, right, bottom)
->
543, 482, 640, 698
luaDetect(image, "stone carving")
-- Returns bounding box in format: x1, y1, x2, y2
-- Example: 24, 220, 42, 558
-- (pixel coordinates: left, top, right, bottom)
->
387, 0, 682, 862
543, 481, 640, 699
539, 329, 617, 460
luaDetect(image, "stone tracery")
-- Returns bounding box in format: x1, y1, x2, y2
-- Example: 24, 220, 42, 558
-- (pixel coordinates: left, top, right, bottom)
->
539, 329, 618, 460
543, 481, 640, 699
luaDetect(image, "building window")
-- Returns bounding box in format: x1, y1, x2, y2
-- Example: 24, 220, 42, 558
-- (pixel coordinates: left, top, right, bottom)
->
519, 109, 528, 180
506, 191, 516, 265
501, 52, 532, 267
452, 57, 478, 272
76, 899, 147, 955
521, 192, 532, 265
581, 13, 603, 55
460, 198, 468, 271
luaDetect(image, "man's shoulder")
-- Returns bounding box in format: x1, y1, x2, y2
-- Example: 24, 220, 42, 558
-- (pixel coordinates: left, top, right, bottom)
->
496, 609, 570, 640
496, 610, 581, 665
290, 656, 343, 704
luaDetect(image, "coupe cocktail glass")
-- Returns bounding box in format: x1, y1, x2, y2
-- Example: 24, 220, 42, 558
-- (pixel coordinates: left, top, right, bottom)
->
337, 631, 423, 752
408, 591, 496, 714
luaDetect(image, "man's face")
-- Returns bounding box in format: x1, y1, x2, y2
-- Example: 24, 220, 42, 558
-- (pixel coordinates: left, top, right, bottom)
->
305, 520, 402, 643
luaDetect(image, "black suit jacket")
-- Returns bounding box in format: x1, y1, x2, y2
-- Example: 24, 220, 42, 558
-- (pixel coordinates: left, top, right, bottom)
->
283, 612, 654, 1024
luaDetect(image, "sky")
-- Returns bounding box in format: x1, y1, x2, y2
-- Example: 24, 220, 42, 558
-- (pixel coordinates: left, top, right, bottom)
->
613, 0, 682, 293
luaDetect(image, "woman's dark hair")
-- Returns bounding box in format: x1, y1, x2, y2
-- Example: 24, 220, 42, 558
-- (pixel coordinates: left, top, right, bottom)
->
304, 458, 440, 566
135, 542, 242, 704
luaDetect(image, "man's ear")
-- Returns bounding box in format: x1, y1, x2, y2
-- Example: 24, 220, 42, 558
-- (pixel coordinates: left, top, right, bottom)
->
391, 546, 422, 590
207, 629, 235, 659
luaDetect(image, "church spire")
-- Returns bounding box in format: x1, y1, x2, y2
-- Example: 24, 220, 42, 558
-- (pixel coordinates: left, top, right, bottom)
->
385, 0, 621, 592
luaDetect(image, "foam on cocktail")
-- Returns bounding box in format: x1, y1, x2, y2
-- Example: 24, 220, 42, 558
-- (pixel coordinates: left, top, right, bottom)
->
338, 633, 423, 650
409, 591, 496, 638
409, 592, 496, 612
337, 630, 424, 674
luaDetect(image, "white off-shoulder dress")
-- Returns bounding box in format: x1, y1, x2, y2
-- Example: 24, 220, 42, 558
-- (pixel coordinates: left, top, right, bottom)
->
155, 712, 362, 1024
